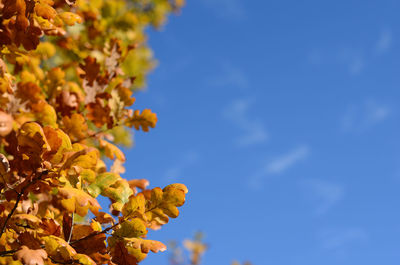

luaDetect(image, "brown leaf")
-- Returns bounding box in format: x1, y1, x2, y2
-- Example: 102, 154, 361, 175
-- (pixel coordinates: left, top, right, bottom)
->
56, 90, 79, 117
94, 212, 115, 225
90, 253, 112, 264
40, 218, 61, 237
86, 101, 113, 128
14, 25, 42, 50
80, 57, 100, 86
62, 212, 72, 241
111, 241, 138, 265
43, 126, 62, 161
16, 82, 42, 104
18, 232, 41, 250
70, 224, 107, 261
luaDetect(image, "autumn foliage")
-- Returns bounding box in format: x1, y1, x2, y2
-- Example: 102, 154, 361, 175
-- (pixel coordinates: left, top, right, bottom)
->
0, 0, 187, 264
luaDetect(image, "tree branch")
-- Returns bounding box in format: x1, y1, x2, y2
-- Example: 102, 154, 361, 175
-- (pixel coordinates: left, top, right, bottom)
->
0, 171, 45, 238
0, 250, 15, 256
70, 222, 120, 246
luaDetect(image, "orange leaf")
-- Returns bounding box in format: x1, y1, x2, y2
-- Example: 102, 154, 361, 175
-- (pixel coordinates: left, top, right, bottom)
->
14, 246, 48, 265
62, 113, 88, 142
34, 3, 57, 19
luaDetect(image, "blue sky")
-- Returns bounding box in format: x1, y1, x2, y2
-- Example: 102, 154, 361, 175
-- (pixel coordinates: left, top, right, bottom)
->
125, 1, 400, 264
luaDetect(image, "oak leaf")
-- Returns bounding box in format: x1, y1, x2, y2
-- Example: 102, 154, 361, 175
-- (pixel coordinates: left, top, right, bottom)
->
80, 57, 100, 87
102, 179, 133, 212
34, 3, 57, 20
58, 12, 83, 26
14, 246, 48, 265
114, 219, 147, 238
126, 109, 157, 132
94, 212, 115, 224
43, 236, 77, 261
86, 101, 113, 128
62, 113, 88, 142
99, 139, 126, 161
59, 187, 100, 216
17, 122, 49, 163
122, 193, 146, 218
126, 238, 167, 254
109, 240, 139, 265
40, 218, 61, 237
86, 172, 120, 198
128, 179, 150, 191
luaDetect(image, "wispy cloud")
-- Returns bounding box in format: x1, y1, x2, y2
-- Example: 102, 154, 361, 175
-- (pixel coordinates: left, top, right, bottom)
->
308, 48, 367, 75
223, 99, 268, 147
348, 56, 365, 75
249, 145, 310, 189
164, 151, 199, 182
304, 179, 345, 215
376, 29, 393, 54
266, 146, 310, 174
341, 100, 391, 132
207, 63, 248, 89
309, 28, 394, 75
318, 227, 367, 250
337, 48, 366, 76
201, 0, 245, 20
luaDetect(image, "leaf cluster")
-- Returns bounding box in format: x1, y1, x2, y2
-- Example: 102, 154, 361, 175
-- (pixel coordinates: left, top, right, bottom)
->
0, 0, 187, 264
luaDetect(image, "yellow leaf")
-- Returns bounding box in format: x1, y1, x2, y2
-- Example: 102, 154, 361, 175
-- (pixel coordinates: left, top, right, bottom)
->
150, 187, 163, 205
43, 126, 72, 164
34, 2, 57, 19
99, 139, 126, 161
90, 220, 102, 232
58, 12, 83, 26
162, 185, 186, 207
125, 238, 166, 254
61, 197, 76, 213
35, 103, 57, 127
43, 236, 77, 259
0, 257, 22, 265
114, 219, 147, 238
102, 179, 133, 212
62, 113, 88, 142
59, 187, 100, 216
73, 254, 96, 265
121, 193, 145, 218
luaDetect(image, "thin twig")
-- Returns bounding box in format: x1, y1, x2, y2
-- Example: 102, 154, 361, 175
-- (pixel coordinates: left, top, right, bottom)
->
0, 221, 119, 257
67, 213, 74, 244
0, 250, 15, 256
0, 171, 45, 238
70, 222, 120, 246
71, 122, 122, 144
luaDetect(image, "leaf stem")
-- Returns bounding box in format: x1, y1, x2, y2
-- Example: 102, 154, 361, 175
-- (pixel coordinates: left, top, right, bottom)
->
70, 222, 120, 246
